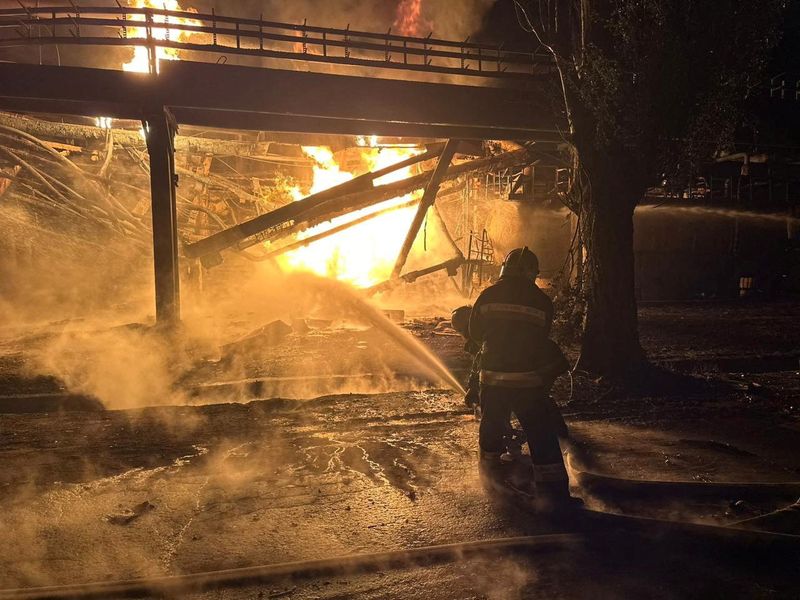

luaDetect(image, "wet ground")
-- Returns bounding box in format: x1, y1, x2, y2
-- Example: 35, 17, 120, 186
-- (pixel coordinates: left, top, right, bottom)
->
0, 301, 798, 598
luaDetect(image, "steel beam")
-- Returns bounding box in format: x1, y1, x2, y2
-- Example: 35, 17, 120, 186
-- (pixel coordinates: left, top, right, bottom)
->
159, 61, 557, 140
0, 62, 562, 141
368, 257, 466, 294
184, 148, 531, 265
144, 107, 181, 324
183, 145, 445, 261
391, 140, 460, 278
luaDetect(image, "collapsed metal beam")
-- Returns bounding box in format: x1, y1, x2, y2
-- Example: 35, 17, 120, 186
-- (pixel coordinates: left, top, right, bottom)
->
368, 257, 466, 295
183, 144, 445, 261
261, 198, 420, 260
184, 148, 531, 266
391, 140, 459, 278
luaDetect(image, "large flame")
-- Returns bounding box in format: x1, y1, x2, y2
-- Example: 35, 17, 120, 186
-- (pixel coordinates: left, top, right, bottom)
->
393, 0, 432, 37
115, 2, 445, 287
123, 0, 199, 73
273, 144, 438, 288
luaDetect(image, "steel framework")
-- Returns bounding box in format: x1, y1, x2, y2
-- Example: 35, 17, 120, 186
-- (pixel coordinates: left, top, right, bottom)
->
0, 5, 560, 325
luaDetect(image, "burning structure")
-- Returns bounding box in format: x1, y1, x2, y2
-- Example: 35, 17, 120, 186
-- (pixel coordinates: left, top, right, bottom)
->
0, 3, 566, 325
1, 3, 799, 600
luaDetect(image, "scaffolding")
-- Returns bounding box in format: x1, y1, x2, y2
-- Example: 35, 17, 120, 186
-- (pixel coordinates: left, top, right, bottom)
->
461, 229, 497, 297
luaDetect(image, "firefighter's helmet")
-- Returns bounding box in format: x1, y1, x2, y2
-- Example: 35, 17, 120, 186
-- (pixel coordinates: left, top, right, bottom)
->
500, 246, 539, 279
450, 305, 472, 339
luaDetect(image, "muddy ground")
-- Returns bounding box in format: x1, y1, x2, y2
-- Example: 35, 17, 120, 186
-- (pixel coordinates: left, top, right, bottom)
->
0, 300, 798, 598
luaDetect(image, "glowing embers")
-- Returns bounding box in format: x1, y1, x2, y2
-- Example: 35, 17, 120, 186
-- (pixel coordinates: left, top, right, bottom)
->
122, 0, 200, 73
270, 144, 448, 288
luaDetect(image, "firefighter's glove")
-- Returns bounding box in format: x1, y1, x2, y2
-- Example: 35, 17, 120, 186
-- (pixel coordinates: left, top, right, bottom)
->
464, 387, 480, 408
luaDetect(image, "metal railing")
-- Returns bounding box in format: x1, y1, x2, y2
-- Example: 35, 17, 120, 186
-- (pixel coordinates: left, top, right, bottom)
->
0, 4, 551, 78
485, 169, 518, 200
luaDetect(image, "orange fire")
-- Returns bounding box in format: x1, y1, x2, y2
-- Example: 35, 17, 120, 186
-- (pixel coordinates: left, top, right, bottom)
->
113, 2, 447, 287
393, 0, 432, 37
273, 144, 443, 288
122, 0, 199, 73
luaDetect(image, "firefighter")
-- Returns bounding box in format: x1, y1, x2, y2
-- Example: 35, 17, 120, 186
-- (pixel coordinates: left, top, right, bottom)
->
469, 247, 578, 510
453, 304, 530, 459
452, 304, 570, 445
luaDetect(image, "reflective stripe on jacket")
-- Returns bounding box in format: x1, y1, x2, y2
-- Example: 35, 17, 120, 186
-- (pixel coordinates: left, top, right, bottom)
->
478, 303, 548, 326
479, 369, 545, 388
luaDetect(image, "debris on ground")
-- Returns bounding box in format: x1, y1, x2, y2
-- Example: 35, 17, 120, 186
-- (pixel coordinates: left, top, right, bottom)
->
106, 500, 156, 526
220, 320, 293, 355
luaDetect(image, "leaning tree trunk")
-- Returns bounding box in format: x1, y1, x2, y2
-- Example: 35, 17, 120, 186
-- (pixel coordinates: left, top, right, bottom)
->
575, 164, 647, 378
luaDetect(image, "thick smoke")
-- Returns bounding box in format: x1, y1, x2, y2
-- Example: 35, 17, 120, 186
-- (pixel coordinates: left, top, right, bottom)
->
486, 200, 573, 280
29, 323, 189, 410
19, 261, 461, 410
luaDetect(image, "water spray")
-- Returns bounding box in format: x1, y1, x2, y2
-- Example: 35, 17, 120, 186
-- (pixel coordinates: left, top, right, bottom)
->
636, 205, 799, 225
291, 273, 466, 395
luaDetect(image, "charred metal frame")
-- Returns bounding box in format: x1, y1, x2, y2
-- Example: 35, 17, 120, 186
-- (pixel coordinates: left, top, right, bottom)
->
0, 8, 561, 324
184, 144, 447, 263
391, 140, 460, 278
184, 148, 532, 266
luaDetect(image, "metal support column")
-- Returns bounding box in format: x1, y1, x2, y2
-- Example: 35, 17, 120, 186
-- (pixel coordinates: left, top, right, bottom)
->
391, 139, 460, 278
144, 107, 181, 324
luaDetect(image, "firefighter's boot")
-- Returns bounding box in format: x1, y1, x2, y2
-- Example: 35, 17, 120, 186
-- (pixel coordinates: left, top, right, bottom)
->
532, 462, 582, 513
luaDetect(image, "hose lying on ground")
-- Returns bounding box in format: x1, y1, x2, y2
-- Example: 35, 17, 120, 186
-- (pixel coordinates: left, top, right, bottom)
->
733, 499, 800, 534
573, 468, 800, 501
3, 502, 800, 600
582, 507, 800, 547
0, 534, 582, 600
565, 448, 800, 501
4, 454, 800, 600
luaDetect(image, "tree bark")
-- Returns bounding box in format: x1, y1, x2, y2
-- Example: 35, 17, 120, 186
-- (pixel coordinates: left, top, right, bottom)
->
575, 163, 647, 377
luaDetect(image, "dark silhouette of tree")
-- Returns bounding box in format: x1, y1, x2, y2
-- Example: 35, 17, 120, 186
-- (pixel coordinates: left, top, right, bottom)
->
512, 0, 786, 377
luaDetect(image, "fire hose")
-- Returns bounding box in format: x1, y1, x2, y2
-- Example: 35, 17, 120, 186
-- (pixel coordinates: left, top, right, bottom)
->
0, 513, 798, 600
572, 464, 800, 501
0, 534, 581, 600
1, 469, 798, 600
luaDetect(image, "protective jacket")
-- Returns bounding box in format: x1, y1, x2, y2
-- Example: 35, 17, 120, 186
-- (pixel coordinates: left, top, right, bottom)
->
468, 274, 555, 385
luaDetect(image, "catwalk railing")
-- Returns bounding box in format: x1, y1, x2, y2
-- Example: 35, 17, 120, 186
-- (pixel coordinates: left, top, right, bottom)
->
0, 4, 551, 79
